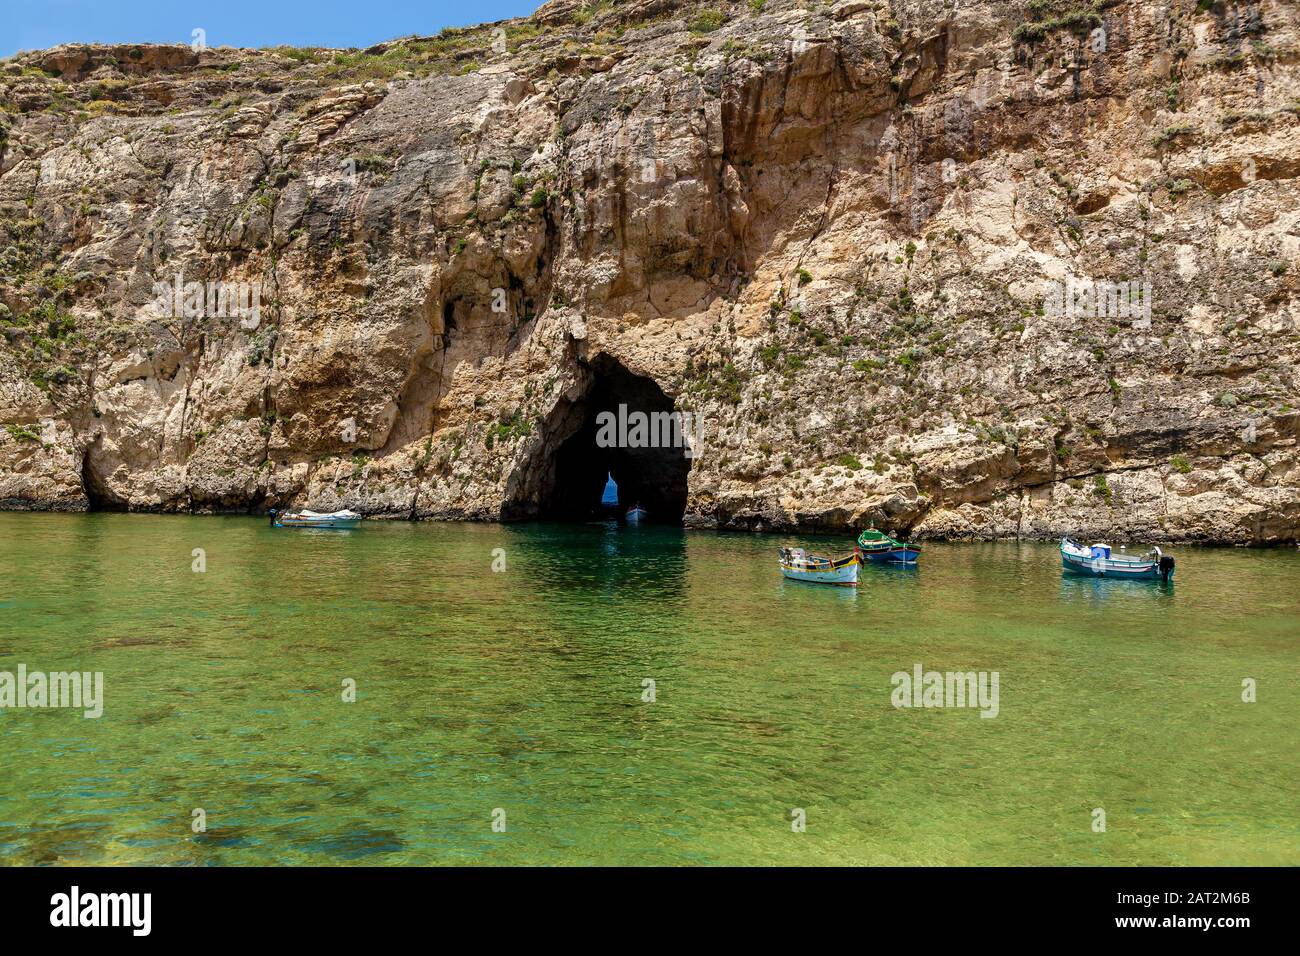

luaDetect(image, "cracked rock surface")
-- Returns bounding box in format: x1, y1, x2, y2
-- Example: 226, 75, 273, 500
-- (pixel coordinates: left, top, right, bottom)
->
1, 0, 1298, 543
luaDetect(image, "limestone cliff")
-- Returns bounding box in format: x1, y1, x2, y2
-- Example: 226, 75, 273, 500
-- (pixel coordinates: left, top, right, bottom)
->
1, 0, 1298, 543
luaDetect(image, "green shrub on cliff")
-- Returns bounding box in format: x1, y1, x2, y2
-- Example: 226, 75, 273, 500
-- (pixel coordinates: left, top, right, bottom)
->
1014, 2, 1104, 44
485, 409, 532, 449
689, 10, 727, 34
1152, 123, 1193, 147
4, 424, 44, 445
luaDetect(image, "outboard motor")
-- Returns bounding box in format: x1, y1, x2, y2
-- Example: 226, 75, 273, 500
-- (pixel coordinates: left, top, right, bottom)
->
1159, 555, 1175, 581
268, 508, 278, 527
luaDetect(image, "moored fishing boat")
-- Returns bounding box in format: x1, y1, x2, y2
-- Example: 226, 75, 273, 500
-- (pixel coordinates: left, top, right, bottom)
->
856, 529, 922, 564
1060, 537, 1174, 581
270, 508, 363, 529
778, 547, 860, 586
626, 504, 647, 523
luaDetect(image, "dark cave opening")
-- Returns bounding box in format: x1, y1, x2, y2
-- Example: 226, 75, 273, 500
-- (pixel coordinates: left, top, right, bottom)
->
508, 355, 692, 525
81, 443, 119, 511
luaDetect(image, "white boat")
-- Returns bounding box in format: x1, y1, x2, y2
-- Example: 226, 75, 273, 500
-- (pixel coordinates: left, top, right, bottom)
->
1060, 537, 1174, 581
626, 504, 647, 523
779, 547, 860, 586
271, 509, 363, 529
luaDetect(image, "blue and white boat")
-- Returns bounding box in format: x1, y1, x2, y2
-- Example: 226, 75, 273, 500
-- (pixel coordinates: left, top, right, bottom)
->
270, 508, 363, 529
1060, 537, 1174, 581
779, 547, 860, 586
626, 504, 647, 524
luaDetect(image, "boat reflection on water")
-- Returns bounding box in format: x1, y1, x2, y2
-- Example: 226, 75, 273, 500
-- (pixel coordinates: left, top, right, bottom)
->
866, 559, 919, 576
1059, 572, 1175, 609
777, 577, 860, 603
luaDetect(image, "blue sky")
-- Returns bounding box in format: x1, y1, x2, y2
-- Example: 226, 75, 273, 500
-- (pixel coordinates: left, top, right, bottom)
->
1, 0, 540, 59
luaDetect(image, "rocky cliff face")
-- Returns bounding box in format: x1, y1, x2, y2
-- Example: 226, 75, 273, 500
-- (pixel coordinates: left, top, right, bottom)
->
1, 0, 1298, 542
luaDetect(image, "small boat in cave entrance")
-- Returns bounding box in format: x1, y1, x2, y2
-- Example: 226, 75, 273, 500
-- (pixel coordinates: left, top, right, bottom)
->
1060, 538, 1175, 581
270, 509, 363, 529
857, 529, 922, 565
779, 547, 861, 586
626, 503, 647, 524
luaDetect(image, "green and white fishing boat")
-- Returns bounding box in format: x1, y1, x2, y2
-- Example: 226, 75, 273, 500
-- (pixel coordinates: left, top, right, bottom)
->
856, 529, 922, 564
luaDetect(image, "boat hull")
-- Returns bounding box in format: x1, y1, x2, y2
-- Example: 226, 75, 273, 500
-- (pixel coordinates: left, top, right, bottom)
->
1060, 553, 1167, 579
863, 546, 921, 564
276, 516, 362, 529
780, 563, 859, 586
625, 507, 647, 524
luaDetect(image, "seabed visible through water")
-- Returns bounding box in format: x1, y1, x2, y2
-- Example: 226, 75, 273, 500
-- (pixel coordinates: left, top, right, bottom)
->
0, 511, 1295, 865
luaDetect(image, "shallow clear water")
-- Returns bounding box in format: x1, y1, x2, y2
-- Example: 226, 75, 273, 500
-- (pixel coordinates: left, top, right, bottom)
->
0, 512, 1295, 865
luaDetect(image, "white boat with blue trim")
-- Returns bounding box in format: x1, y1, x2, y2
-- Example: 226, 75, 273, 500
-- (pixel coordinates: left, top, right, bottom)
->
1060, 537, 1174, 581
270, 508, 363, 529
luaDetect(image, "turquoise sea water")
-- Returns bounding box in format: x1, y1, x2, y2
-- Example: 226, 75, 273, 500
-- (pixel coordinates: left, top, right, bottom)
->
0, 512, 1296, 865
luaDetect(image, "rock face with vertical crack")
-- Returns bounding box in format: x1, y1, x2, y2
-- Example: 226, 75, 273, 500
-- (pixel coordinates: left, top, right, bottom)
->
1, 0, 1299, 543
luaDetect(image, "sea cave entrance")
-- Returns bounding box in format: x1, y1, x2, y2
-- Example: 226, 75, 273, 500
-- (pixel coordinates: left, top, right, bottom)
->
506, 355, 692, 524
